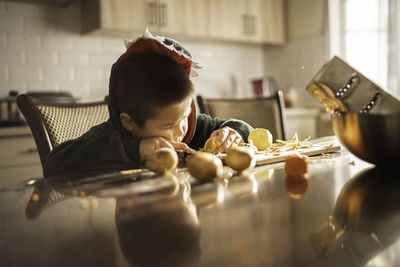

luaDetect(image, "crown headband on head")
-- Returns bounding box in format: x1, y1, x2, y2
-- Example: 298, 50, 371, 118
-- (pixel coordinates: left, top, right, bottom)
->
122, 28, 201, 77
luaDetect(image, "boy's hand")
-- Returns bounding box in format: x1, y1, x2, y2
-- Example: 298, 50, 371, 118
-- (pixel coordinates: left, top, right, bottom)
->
208, 127, 243, 153
139, 137, 190, 162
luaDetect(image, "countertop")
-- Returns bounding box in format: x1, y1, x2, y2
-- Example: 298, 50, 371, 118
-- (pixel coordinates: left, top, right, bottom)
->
285, 107, 321, 117
0, 125, 32, 138
1, 136, 398, 267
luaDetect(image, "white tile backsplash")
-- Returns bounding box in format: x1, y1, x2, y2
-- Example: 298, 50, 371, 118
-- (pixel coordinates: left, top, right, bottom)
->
59, 50, 89, 66
0, 80, 27, 92
26, 81, 60, 91
25, 49, 57, 65
9, 65, 41, 82
0, 2, 5, 15
0, 47, 24, 65
0, 16, 23, 32
41, 34, 73, 50
72, 37, 102, 51
88, 52, 118, 66
42, 66, 72, 82
0, 66, 6, 81
74, 67, 104, 82
1, 32, 6, 48
7, 33, 40, 48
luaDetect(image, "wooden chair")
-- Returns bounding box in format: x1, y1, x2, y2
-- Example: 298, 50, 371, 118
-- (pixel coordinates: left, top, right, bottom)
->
16, 94, 109, 168
196, 90, 287, 141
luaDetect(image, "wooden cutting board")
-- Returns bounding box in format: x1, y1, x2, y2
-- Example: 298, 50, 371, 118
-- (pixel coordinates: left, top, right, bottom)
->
220, 138, 341, 166
253, 143, 341, 166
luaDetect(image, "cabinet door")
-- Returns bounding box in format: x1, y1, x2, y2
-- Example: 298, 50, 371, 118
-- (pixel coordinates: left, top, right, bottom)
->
260, 0, 285, 44
208, 0, 247, 41
157, 0, 208, 38
181, 0, 209, 38
157, 0, 186, 36
99, 0, 148, 32
244, 0, 265, 42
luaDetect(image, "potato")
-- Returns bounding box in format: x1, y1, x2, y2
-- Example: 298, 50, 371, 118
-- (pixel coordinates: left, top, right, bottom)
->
203, 135, 218, 153
187, 152, 223, 182
145, 147, 178, 174
248, 128, 273, 150
225, 147, 255, 171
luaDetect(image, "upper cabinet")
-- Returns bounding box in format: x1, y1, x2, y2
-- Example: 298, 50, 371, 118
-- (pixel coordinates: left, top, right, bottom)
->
208, 0, 285, 44
82, 0, 147, 34
208, 0, 247, 41
82, 0, 285, 45
150, 0, 208, 38
261, 0, 285, 44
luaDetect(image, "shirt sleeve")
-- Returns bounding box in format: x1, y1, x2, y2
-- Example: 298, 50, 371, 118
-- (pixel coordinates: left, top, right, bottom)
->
187, 113, 254, 150
43, 120, 142, 177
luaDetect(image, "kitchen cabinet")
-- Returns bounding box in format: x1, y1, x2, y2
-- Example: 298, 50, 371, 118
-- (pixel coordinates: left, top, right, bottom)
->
82, 0, 208, 38
260, 0, 285, 44
82, 0, 284, 44
82, 0, 147, 34
0, 127, 42, 189
149, 0, 208, 38
208, 0, 285, 44
208, 0, 247, 41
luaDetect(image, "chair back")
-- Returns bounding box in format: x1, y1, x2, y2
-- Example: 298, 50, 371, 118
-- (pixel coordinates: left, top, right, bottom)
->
197, 91, 287, 141
17, 94, 109, 167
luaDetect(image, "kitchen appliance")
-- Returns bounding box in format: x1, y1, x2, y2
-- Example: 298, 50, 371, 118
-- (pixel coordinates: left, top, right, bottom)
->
251, 76, 278, 97
0, 91, 77, 127
306, 56, 400, 114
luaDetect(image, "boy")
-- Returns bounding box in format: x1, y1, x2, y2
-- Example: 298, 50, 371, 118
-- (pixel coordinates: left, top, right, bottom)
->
44, 30, 253, 177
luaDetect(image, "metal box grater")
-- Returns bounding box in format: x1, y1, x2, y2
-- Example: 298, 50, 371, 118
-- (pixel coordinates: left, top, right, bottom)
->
306, 56, 400, 114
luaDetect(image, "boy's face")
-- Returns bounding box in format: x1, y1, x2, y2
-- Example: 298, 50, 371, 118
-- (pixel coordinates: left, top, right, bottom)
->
124, 96, 192, 142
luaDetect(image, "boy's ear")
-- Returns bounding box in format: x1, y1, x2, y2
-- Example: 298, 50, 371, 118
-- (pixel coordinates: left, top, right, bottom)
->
120, 112, 138, 132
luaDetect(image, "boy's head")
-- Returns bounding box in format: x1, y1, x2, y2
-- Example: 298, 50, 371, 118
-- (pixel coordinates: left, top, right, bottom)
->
113, 51, 194, 142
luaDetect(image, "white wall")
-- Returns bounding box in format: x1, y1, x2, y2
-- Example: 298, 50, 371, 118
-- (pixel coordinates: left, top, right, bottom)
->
0, 1, 265, 102
263, 0, 331, 108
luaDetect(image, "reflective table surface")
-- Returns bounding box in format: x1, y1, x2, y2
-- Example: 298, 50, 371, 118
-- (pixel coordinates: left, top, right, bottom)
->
1, 137, 399, 267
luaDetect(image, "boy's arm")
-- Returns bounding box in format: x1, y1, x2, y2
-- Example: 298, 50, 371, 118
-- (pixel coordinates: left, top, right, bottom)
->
43, 120, 141, 177
188, 113, 253, 150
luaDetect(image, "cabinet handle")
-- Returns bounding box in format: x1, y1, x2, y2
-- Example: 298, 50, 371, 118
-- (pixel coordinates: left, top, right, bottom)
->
242, 14, 248, 34
159, 3, 167, 27
148, 2, 157, 26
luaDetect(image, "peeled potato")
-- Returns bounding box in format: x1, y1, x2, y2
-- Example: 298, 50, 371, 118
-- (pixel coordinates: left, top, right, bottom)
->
225, 147, 255, 171
203, 135, 218, 153
145, 147, 178, 174
248, 128, 273, 150
187, 152, 223, 182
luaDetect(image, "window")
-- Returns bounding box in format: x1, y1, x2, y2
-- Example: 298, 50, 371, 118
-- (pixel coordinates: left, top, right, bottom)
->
329, 0, 400, 97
